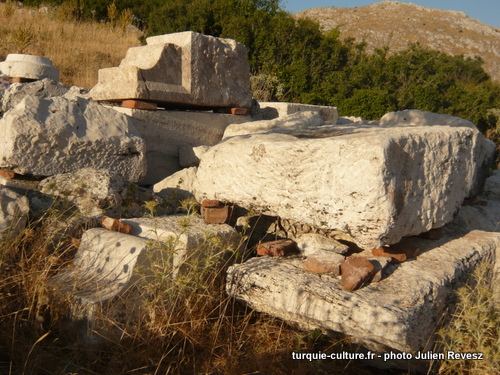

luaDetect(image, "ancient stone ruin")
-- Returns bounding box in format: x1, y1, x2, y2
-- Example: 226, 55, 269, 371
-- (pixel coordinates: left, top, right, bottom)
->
89, 31, 252, 109
0, 31, 498, 373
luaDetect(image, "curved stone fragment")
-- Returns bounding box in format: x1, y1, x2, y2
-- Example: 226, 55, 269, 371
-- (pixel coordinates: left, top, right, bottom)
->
0, 54, 59, 81
51, 215, 241, 304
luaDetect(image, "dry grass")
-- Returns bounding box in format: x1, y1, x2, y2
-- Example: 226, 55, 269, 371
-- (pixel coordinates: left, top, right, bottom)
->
435, 261, 500, 375
0, 2, 141, 89
0, 192, 381, 375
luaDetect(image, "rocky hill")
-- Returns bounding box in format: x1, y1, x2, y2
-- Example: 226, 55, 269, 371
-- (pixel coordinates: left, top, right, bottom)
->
295, 1, 500, 82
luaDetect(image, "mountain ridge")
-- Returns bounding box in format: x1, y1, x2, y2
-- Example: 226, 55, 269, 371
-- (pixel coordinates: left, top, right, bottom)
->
295, 1, 500, 82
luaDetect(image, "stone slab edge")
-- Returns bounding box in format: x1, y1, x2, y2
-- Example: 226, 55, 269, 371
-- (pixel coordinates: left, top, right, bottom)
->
227, 230, 500, 353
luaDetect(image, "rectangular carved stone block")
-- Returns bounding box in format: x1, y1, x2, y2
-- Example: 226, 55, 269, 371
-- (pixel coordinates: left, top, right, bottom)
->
194, 124, 495, 249
90, 31, 252, 109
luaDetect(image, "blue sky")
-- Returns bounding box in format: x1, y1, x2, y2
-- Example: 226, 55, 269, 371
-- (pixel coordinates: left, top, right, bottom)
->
282, 0, 500, 28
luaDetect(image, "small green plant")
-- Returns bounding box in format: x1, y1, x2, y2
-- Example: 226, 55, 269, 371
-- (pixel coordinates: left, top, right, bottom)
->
250, 73, 285, 102
143, 199, 160, 216
436, 261, 500, 374
179, 196, 200, 216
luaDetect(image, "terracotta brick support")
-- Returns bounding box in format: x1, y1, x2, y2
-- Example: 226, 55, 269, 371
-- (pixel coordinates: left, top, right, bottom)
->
0, 170, 15, 179
122, 100, 158, 110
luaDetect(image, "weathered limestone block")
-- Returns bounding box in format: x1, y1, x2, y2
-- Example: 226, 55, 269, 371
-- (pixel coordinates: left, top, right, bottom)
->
258, 102, 339, 123
223, 111, 324, 139
90, 31, 252, 109
227, 229, 500, 352
0, 96, 146, 182
113, 107, 250, 185
380, 109, 495, 196
153, 167, 197, 200
179, 145, 210, 168
294, 233, 349, 256
52, 215, 241, 304
39, 168, 128, 217
1, 78, 69, 114
195, 124, 494, 248
0, 54, 59, 81
379, 109, 477, 129
123, 216, 240, 274
0, 186, 29, 240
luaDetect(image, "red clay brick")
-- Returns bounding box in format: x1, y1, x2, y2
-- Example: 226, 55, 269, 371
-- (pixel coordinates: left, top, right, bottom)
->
202, 205, 231, 224
8, 77, 32, 83
257, 239, 298, 257
303, 256, 342, 275
231, 107, 249, 115
0, 170, 15, 179
340, 257, 376, 291
201, 199, 221, 208
101, 215, 132, 234
122, 100, 158, 110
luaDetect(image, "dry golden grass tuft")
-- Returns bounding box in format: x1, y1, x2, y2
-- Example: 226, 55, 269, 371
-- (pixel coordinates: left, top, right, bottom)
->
435, 261, 500, 375
0, 2, 141, 89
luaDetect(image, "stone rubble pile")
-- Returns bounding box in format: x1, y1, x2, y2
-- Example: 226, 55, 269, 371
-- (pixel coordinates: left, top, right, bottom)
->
0, 32, 499, 372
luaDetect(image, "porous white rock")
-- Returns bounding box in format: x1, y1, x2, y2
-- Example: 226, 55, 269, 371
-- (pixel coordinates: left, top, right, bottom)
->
39, 168, 128, 217
122, 215, 240, 272
227, 229, 500, 353
179, 145, 210, 168
0, 54, 59, 81
195, 124, 494, 248
0, 96, 147, 182
380, 109, 495, 196
51, 215, 240, 303
223, 111, 324, 138
90, 31, 252, 108
153, 167, 197, 200
1, 78, 69, 113
294, 233, 349, 256
0, 186, 29, 240
379, 109, 477, 129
